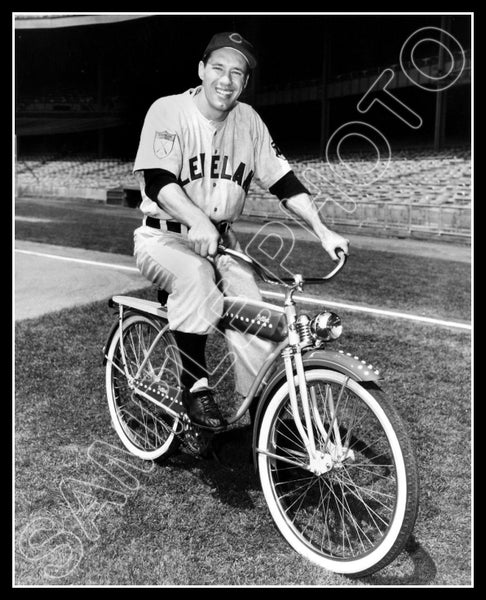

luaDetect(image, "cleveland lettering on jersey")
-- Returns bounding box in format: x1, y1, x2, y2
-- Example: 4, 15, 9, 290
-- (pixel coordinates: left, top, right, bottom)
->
180, 153, 254, 192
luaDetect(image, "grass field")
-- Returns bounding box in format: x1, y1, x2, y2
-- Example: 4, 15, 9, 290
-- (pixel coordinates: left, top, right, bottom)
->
14, 197, 472, 586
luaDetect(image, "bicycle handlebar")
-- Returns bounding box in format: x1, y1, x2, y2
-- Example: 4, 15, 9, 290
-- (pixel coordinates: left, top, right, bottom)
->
217, 244, 347, 288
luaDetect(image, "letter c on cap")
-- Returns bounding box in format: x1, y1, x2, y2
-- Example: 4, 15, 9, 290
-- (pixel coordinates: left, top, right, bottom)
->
229, 33, 243, 44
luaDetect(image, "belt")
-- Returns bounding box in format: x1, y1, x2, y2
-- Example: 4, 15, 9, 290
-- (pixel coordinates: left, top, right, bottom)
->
144, 216, 232, 235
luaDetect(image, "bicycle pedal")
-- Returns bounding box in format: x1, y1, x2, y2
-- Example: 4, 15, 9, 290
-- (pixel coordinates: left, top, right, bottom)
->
183, 424, 215, 458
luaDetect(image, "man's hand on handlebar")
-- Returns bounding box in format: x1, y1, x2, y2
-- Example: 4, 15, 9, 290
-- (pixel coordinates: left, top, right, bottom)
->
319, 228, 350, 262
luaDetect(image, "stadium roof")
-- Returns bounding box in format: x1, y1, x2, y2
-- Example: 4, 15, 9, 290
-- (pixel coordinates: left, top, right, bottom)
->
14, 14, 150, 29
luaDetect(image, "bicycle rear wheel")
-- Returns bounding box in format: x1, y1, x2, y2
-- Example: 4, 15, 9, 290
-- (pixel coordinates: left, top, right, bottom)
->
257, 368, 419, 577
105, 312, 182, 461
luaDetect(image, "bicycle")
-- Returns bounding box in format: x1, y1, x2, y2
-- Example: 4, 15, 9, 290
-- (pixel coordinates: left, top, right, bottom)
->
103, 244, 419, 578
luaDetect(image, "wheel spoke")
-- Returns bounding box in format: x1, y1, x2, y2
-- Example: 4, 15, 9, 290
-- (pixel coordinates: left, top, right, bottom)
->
337, 468, 392, 530
300, 477, 328, 540
274, 474, 315, 487
273, 473, 319, 505
286, 478, 320, 521
321, 476, 373, 552
277, 410, 308, 451
340, 467, 396, 507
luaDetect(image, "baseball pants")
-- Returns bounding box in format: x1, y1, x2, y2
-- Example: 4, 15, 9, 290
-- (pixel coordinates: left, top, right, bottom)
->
133, 224, 276, 396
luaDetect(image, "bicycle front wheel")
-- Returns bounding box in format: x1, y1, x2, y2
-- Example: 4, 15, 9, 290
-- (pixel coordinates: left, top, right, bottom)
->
105, 312, 182, 461
257, 369, 419, 577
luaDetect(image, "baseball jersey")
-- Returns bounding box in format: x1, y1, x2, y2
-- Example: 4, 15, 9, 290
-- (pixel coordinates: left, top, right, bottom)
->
133, 86, 292, 222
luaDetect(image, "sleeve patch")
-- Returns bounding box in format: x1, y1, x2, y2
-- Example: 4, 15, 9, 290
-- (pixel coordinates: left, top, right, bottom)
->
153, 130, 176, 159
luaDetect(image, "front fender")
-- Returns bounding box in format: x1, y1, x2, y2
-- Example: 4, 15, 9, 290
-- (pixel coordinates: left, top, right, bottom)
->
303, 349, 381, 382
251, 348, 381, 471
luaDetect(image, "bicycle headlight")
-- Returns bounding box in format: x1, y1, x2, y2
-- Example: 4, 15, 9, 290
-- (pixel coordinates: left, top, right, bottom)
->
310, 311, 342, 342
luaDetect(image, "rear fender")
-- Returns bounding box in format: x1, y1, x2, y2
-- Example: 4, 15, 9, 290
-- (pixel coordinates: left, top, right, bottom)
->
251, 347, 381, 471
102, 317, 122, 366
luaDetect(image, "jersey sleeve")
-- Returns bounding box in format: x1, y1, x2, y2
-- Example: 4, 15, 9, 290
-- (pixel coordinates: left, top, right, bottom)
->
133, 97, 183, 177
251, 109, 292, 190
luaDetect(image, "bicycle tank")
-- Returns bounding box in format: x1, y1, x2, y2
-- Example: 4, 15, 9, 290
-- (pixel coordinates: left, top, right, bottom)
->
220, 296, 288, 342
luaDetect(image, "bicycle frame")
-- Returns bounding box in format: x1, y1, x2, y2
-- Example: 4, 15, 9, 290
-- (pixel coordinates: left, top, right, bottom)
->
104, 246, 381, 466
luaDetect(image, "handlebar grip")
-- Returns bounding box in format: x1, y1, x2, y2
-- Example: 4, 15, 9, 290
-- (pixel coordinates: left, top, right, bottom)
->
335, 247, 348, 264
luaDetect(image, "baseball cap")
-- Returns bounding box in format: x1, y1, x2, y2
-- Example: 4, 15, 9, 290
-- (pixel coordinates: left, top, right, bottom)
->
203, 32, 257, 69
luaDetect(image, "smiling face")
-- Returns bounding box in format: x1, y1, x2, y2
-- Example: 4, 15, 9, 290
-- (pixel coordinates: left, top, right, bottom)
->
196, 47, 249, 121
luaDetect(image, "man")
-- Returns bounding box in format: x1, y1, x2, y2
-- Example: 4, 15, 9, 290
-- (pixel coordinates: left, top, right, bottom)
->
133, 32, 349, 429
